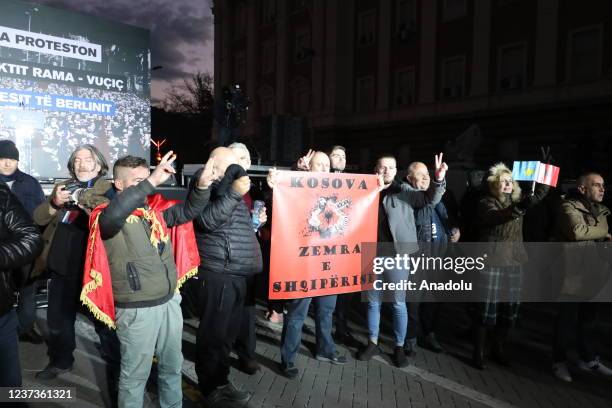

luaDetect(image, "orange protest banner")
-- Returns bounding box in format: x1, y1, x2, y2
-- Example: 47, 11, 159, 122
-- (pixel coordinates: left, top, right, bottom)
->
269, 171, 379, 300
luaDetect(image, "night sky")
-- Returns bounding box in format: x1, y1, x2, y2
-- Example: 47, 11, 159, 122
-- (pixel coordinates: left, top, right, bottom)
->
36, 0, 214, 104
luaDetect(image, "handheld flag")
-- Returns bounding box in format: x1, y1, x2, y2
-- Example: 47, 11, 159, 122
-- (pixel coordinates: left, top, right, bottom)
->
536, 163, 560, 187
512, 161, 540, 182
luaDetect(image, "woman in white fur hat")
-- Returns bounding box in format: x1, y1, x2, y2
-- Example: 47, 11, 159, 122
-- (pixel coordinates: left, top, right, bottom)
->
472, 162, 548, 369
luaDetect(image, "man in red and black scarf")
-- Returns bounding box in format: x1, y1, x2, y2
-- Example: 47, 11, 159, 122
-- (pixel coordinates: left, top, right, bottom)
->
81, 152, 216, 407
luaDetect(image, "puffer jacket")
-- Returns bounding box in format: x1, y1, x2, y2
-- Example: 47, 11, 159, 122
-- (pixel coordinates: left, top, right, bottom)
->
194, 167, 262, 277
0, 183, 44, 317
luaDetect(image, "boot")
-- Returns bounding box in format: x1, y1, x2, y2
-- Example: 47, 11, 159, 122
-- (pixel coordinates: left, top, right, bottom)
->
490, 326, 511, 366
472, 325, 487, 370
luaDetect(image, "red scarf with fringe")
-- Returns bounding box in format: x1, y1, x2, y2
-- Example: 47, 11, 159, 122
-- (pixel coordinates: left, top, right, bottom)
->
80, 194, 200, 328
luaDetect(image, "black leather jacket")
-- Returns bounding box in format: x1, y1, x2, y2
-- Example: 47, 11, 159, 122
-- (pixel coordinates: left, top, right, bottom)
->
0, 183, 44, 317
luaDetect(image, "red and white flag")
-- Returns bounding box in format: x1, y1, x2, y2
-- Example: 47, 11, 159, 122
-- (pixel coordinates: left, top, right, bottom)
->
536, 163, 560, 187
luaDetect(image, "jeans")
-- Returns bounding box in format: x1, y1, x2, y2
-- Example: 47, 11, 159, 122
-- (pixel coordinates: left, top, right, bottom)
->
281, 295, 337, 366
367, 267, 408, 346
115, 295, 184, 408
0, 310, 21, 387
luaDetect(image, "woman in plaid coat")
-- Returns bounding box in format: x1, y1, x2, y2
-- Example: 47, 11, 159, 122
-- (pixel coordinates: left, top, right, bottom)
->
472, 163, 547, 369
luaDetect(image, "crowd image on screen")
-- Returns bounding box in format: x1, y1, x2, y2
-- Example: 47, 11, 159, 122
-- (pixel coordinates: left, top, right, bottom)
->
0, 77, 150, 178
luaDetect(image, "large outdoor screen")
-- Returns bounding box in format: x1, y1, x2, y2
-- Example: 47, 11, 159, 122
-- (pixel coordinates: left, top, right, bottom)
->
0, 0, 151, 178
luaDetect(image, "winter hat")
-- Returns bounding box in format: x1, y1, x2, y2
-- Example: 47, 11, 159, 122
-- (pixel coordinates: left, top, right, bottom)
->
0, 140, 19, 161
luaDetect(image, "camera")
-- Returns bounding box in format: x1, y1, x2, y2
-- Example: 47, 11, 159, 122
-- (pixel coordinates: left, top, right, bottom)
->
62, 180, 91, 209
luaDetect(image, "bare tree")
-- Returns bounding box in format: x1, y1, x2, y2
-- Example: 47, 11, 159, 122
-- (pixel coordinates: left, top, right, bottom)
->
162, 71, 214, 118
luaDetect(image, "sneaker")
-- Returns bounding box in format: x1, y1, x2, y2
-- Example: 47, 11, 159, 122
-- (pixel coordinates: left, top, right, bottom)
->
204, 382, 251, 406
266, 310, 283, 325
357, 341, 380, 361
393, 346, 409, 368
577, 358, 612, 376
419, 333, 445, 353
552, 362, 572, 383
315, 353, 347, 365
280, 362, 299, 379
35, 364, 73, 380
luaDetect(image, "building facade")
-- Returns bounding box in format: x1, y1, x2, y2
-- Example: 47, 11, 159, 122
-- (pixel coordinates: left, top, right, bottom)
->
213, 0, 612, 178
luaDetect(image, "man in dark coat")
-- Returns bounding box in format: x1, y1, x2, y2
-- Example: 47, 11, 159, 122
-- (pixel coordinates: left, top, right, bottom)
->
551, 172, 612, 382
0, 182, 43, 386
405, 161, 460, 354
0, 140, 45, 343
194, 147, 263, 406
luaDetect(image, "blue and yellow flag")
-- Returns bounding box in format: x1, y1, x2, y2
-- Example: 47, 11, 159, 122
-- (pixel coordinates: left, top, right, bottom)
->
512, 161, 540, 181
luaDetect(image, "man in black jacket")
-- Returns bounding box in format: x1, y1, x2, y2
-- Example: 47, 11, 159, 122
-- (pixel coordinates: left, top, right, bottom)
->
194, 147, 263, 406
0, 140, 46, 343
0, 182, 44, 386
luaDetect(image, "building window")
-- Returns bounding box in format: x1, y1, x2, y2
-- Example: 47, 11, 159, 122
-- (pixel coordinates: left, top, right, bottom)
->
235, 2, 247, 37
261, 95, 274, 116
442, 0, 467, 22
568, 26, 602, 83
441, 56, 465, 99
395, 68, 415, 106
295, 30, 312, 62
291, 0, 309, 12
358, 10, 376, 46
498, 43, 526, 91
262, 42, 276, 74
262, 0, 276, 24
293, 88, 310, 114
357, 76, 375, 112
234, 53, 246, 83
397, 0, 417, 32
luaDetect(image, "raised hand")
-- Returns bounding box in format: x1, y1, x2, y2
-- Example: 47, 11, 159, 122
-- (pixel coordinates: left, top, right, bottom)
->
434, 153, 448, 181
52, 185, 71, 208
297, 149, 315, 171
196, 157, 217, 189
267, 167, 280, 189
232, 175, 251, 196
147, 150, 177, 187
376, 173, 387, 191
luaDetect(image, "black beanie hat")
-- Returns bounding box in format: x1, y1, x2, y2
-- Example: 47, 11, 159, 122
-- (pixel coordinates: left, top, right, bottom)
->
0, 140, 19, 161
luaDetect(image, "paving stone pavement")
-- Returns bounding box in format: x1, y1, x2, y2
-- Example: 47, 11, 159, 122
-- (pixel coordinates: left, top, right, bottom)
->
16, 303, 612, 407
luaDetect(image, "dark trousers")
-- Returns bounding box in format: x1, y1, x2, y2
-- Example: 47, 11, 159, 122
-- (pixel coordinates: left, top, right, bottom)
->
553, 302, 599, 363
16, 280, 37, 335
47, 273, 81, 368
196, 270, 248, 395
0, 310, 21, 386
47, 273, 120, 369
334, 293, 353, 337
234, 276, 256, 362
416, 301, 440, 337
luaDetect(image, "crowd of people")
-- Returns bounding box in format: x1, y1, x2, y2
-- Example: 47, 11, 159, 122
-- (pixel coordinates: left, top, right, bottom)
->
0, 77, 150, 177
0, 140, 611, 408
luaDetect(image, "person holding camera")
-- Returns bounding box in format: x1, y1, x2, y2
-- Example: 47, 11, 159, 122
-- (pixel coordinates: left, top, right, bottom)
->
33, 144, 115, 380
